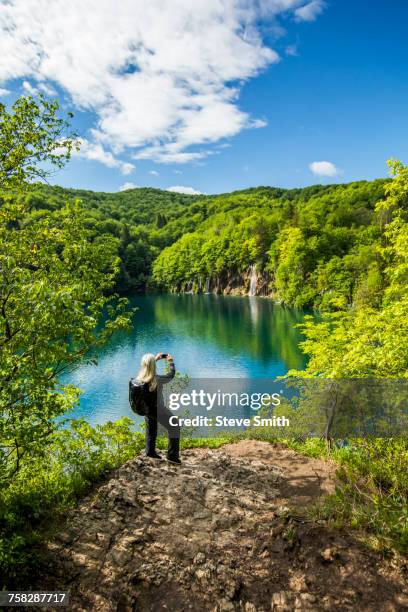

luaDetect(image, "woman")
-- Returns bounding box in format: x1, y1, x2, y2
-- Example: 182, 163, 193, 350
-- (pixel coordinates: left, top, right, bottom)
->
136, 352, 181, 463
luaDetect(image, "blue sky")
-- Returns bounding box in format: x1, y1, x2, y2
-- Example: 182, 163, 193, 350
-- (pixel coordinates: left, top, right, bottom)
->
0, 1, 407, 195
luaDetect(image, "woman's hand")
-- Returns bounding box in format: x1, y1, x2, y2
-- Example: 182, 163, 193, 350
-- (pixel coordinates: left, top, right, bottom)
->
154, 352, 173, 361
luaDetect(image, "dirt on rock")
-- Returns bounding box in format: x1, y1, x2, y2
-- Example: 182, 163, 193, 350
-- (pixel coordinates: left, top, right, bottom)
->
222, 440, 335, 509
36, 441, 407, 612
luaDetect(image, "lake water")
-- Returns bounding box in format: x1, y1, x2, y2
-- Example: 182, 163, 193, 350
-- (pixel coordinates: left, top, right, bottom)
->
64, 294, 308, 426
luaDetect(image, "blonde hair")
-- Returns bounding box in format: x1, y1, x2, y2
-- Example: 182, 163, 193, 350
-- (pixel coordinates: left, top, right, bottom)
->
137, 353, 157, 391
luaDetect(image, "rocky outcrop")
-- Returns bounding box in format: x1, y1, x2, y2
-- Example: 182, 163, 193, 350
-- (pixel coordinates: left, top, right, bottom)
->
37, 442, 407, 612
180, 268, 273, 297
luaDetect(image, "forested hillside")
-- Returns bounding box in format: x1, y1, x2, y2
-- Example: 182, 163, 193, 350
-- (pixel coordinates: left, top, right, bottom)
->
10, 184, 204, 292
5, 179, 388, 309
153, 180, 388, 309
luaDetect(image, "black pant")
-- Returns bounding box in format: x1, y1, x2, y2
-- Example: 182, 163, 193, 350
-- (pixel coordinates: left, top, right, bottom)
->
145, 405, 180, 461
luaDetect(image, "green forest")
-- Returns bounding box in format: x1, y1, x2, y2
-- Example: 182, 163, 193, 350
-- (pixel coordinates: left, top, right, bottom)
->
1, 96, 407, 588
8, 177, 388, 311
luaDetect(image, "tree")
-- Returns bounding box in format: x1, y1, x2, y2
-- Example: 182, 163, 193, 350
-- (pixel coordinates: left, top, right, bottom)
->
291, 160, 408, 379
0, 97, 129, 481
0, 95, 77, 191
286, 160, 408, 441
156, 212, 167, 228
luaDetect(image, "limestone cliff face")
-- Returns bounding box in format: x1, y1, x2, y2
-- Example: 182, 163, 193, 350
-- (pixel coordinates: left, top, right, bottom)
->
179, 268, 274, 297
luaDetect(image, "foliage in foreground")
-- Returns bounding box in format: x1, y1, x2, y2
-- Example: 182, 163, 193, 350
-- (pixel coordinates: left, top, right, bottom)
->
0, 95, 131, 484
0, 95, 77, 191
0, 200, 130, 483
319, 438, 408, 554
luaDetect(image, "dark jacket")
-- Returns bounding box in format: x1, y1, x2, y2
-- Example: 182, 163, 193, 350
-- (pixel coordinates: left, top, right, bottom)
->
143, 361, 175, 414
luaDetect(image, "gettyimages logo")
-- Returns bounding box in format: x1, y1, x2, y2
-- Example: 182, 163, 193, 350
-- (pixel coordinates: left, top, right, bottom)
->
168, 388, 282, 411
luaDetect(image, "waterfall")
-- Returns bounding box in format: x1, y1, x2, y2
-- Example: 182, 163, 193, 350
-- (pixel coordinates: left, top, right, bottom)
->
205, 276, 210, 293
198, 277, 202, 293
249, 264, 257, 296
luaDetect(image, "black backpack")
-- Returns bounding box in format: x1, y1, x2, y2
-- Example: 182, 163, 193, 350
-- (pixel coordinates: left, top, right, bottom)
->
129, 378, 150, 416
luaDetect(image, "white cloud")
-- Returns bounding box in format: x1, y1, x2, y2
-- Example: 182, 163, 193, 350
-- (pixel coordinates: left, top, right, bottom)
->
285, 44, 299, 57
133, 146, 208, 164
38, 81, 57, 96
22, 79, 57, 96
166, 185, 203, 195
120, 182, 138, 191
120, 162, 135, 175
0, 1, 323, 167
309, 161, 340, 178
73, 139, 135, 175
250, 118, 268, 128
149, 170, 159, 177
22, 80, 38, 95
295, 1, 326, 22
0, 87, 10, 96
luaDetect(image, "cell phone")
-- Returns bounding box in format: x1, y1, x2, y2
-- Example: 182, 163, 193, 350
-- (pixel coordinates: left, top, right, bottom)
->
161, 353, 168, 359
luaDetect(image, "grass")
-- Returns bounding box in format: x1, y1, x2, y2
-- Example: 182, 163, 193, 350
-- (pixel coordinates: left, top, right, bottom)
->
312, 438, 408, 554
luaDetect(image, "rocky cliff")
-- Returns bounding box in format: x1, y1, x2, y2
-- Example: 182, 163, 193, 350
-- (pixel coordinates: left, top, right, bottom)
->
179, 268, 273, 298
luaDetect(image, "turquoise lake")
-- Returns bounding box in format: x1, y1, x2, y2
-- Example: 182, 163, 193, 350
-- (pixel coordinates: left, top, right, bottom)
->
63, 294, 308, 426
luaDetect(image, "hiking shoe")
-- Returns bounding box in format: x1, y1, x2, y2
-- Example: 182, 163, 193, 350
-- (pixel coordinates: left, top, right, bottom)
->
146, 452, 162, 459
167, 457, 181, 464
